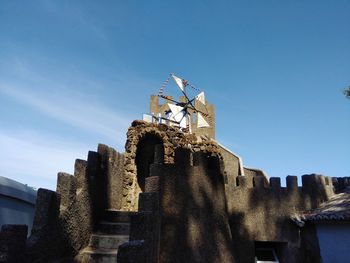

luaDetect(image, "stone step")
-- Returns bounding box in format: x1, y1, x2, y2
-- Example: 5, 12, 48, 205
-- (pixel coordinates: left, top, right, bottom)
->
79, 248, 119, 263
104, 209, 136, 223
89, 234, 129, 249
98, 221, 130, 235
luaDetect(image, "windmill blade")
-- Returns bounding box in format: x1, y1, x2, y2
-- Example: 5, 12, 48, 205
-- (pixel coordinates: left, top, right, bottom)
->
196, 92, 206, 105
178, 113, 188, 128
186, 105, 209, 117
159, 95, 183, 105
197, 113, 210, 128
170, 74, 197, 110
171, 74, 187, 92
168, 104, 185, 123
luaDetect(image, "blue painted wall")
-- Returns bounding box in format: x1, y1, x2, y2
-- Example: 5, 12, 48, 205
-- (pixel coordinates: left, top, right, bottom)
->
316, 223, 350, 263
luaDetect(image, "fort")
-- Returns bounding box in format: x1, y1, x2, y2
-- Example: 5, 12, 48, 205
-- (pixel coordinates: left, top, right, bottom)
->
0, 94, 349, 263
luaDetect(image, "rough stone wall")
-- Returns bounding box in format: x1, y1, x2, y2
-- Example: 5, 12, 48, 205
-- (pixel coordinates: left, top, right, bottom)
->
123, 120, 221, 211
226, 174, 335, 263
119, 146, 234, 263
0, 225, 28, 263
157, 150, 234, 263
98, 144, 124, 210
25, 143, 125, 262
26, 188, 61, 262
4, 120, 345, 263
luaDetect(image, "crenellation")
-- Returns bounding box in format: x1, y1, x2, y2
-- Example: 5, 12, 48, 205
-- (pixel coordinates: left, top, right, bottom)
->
74, 159, 87, 190
86, 151, 101, 180
345, 177, 350, 186
19, 117, 347, 263
286, 175, 298, 192
56, 172, 77, 209
302, 174, 323, 190
26, 188, 61, 262
253, 176, 266, 188
31, 189, 60, 232
270, 177, 281, 189
97, 143, 125, 210
236, 176, 249, 187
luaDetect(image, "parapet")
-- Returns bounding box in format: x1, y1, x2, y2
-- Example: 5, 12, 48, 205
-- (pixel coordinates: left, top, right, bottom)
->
233, 174, 336, 210
27, 143, 125, 261
123, 120, 223, 210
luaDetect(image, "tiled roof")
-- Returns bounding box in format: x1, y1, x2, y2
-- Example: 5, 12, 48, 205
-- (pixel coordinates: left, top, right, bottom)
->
291, 188, 350, 225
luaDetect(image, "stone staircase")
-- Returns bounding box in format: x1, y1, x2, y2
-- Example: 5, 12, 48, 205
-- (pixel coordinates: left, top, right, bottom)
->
77, 210, 135, 263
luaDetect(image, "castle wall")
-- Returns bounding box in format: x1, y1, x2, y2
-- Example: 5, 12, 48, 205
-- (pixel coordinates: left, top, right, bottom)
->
24, 144, 124, 262
157, 150, 234, 263
3, 120, 345, 263
124, 121, 221, 211
97, 144, 124, 210
120, 148, 235, 263
226, 174, 334, 263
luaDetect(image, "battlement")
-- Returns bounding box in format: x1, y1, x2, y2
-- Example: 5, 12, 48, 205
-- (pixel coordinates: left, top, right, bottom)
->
235, 174, 334, 192
232, 174, 336, 211
26, 144, 126, 262
123, 120, 223, 210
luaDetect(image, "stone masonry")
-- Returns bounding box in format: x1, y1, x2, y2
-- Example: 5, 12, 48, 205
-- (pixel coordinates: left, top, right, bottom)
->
1, 120, 349, 263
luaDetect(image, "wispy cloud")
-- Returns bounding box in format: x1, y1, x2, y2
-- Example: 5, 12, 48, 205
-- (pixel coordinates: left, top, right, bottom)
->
0, 130, 90, 190
0, 57, 136, 189
0, 83, 130, 146
0, 57, 135, 148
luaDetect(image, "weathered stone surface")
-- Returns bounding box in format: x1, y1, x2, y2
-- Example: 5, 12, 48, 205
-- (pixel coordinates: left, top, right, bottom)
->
98, 144, 125, 210
0, 225, 27, 263
26, 188, 61, 262
123, 121, 222, 211
21, 119, 340, 263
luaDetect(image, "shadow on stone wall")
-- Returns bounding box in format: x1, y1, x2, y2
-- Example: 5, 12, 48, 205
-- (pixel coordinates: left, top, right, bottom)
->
227, 174, 333, 263
119, 148, 235, 263
136, 134, 164, 192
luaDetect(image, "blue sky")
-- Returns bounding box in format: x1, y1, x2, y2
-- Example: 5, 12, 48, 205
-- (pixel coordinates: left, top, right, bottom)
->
1, 1, 349, 190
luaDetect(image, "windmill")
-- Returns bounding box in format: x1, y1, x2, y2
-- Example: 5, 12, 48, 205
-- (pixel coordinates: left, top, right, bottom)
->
143, 74, 212, 134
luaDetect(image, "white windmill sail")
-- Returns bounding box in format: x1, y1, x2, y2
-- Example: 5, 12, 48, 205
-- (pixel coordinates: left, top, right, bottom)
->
179, 115, 188, 128
168, 103, 188, 128
197, 113, 210, 128
196, 91, 206, 105
171, 74, 185, 91
168, 103, 184, 121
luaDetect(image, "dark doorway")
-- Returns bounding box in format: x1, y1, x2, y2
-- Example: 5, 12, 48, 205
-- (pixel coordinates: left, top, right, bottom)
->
254, 241, 287, 263
135, 134, 164, 191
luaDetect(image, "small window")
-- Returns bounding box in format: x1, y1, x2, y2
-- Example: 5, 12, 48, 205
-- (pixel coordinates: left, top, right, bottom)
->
255, 248, 279, 263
